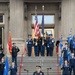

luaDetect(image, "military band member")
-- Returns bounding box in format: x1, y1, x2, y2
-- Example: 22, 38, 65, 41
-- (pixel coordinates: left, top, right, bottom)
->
33, 66, 44, 75
61, 60, 70, 75
26, 35, 33, 56
34, 36, 39, 56
41, 36, 46, 56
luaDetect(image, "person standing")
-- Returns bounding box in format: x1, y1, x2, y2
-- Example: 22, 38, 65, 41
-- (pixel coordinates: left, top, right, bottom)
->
61, 60, 70, 75
33, 65, 44, 75
69, 53, 75, 75
34, 36, 39, 56
9, 62, 17, 75
26, 35, 33, 56
12, 43, 20, 67
49, 34, 55, 56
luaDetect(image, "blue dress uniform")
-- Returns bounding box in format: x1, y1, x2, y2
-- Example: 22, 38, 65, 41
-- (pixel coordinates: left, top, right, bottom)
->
69, 57, 75, 75
62, 47, 68, 61
10, 66, 17, 75
41, 37, 46, 56
49, 38, 54, 56
26, 38, 33, 56
46, 37, 50, 56
34, 37, 39, 56
62, 64, 70, 75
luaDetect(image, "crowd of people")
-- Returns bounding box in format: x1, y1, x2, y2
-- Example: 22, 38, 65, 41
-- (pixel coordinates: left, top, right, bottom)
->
58, 35, 75, 75
26, 34, 55, 56
0, 43, 20, 75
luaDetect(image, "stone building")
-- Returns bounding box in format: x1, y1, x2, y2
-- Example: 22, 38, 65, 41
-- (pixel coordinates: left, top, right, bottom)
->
0, 0, 75, 55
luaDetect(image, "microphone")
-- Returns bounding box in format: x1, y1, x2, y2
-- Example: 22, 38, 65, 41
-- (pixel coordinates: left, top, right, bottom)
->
47, 67, 52, 69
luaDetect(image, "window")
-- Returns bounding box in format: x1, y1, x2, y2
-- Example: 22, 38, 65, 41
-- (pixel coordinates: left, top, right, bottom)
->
0, 15, 4, 24
32, 15, 55, 24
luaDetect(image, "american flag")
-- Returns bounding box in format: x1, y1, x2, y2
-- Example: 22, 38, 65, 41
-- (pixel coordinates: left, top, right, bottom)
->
34, 9, 40, 36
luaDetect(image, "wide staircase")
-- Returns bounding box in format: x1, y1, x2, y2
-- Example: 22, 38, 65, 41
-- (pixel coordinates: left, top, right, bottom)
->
17, 56, 62, 75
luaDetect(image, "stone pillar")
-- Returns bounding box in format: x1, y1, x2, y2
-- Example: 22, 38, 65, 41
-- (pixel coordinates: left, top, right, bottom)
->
61, 0, 75, 39
10, 0, 25, 55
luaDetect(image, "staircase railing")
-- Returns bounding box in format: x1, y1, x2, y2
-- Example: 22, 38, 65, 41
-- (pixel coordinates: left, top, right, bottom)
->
18, 47, 27, 75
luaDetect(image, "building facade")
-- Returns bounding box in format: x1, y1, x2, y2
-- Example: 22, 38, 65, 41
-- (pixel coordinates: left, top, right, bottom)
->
0, 0, 75, 55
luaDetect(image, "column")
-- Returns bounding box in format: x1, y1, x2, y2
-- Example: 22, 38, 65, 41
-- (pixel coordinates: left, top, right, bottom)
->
60, 0, 75, 39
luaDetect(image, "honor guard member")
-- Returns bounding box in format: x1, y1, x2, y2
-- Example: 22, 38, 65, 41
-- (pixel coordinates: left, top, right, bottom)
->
26, 34, 33, 56
46, 34, 50, 56
38, 36, 42, 56
33, 65, 44, 75
61, 60, 70, 75
41, 36, 46, 56
12, 43, 20, 67
9, 62, 17, 75
34, 36, 39, 56
69, 53, 75, 75
49, 34, 55, 56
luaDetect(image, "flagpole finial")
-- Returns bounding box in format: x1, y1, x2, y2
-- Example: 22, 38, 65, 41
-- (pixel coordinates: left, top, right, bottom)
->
42, 5, 44, 11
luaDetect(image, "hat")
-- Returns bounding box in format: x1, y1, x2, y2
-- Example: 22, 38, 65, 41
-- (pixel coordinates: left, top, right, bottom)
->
36, 65, 41, 68
13, 43, 16, 45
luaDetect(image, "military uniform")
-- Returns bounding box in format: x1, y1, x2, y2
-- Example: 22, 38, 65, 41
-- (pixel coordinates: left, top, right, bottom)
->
49, 37, 55, 56
34, 37, 39, 56
69, 56, 75, 75
10, 66, 17, 75
62, 64, 70, 75
26, 37, 33, 56
41, 37, 46, 56
62, 47, 68, 61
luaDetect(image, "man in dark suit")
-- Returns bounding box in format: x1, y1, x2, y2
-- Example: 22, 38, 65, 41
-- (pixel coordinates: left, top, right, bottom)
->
69, 53, 75, 75
12, 43, 20, 67
33, 65, 44, 75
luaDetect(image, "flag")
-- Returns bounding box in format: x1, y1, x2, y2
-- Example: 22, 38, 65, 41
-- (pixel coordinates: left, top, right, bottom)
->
34, 8, 40, 36
41, 13, 44, 35
3, 56, 9, 75
8, 31, 12, 53
59, 35, 63, 50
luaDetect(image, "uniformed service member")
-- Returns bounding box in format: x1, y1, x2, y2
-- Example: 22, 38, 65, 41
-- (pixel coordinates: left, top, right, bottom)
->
33, 65, 44, 75
9, 62, 17, 75
26, 34, 33, 56
69, 53, 75, 75
62, 46, 68, 61
61, 60, 70, 75
49, 34, 55, 56
34, 36, 39, 56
